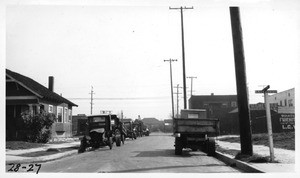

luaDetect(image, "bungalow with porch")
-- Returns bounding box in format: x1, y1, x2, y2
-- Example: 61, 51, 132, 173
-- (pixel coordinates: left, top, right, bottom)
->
6, 69, 78, 141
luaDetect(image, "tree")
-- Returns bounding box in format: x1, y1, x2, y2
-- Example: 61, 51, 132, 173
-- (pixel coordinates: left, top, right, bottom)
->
21, 111, 57, 143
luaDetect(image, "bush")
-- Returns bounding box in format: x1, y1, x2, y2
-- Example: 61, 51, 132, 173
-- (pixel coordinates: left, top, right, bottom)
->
21, 111, 56, 143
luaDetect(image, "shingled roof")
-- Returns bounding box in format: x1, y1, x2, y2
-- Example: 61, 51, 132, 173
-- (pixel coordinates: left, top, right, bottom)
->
6, 69, 78, 107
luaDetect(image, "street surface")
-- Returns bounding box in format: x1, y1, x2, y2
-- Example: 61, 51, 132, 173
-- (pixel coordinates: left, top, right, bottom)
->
7, 133, 242, 173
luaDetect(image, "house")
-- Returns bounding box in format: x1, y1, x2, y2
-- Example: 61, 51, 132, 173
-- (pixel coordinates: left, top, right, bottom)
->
142, 118, 164, 132
6, 69, 78, 140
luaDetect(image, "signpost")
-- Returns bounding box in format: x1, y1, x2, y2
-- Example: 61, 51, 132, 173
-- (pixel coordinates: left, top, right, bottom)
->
255, 85, 277, 162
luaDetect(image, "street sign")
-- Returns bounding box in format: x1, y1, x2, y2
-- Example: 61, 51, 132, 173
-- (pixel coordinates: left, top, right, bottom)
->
255, 90, 277, 94
267, 90, 277, 93
255, 85, 277, 162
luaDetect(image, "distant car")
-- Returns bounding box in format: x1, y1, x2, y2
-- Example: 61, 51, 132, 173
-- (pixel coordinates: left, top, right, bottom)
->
78, 114, 113, 153
143, 128, 150, 136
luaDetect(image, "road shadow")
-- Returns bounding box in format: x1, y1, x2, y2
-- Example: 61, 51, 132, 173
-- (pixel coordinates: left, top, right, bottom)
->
133, 149, 207, 158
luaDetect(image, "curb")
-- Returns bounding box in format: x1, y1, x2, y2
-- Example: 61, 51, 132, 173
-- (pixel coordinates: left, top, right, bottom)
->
215, 151, 264, 173
6, 150, 78, 165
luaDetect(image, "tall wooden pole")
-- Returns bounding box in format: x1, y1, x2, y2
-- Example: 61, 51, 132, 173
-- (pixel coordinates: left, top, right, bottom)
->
164, 59, 177, 119
230, 7, 253, 156
180, 7, 187, 109
169, 6, 193, 109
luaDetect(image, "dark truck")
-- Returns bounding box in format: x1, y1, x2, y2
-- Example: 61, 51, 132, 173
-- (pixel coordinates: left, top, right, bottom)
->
78, 114, 113, 153
122, 118, 137, 140
173, 109, 219, 156
133, 120, 144, 137
111, 115, 127, 146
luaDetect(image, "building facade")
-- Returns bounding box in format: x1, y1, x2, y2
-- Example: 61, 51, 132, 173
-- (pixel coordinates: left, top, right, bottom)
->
189, 93, 237, 118
6, 69, 78, 140
267, 88, 295, 113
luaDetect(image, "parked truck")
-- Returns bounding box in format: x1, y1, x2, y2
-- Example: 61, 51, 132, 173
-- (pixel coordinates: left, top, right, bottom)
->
173, 109, 219, 156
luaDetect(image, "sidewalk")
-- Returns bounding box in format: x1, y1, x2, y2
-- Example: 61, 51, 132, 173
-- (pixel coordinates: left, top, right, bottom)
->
6, 141, 81, 164
216, 139, 296, 173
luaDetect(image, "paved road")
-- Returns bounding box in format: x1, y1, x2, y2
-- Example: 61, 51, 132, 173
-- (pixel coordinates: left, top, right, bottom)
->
8, 133, 242, 173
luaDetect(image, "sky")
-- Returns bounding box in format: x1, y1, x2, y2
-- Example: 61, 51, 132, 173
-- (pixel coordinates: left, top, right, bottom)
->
2, 0, 300, 120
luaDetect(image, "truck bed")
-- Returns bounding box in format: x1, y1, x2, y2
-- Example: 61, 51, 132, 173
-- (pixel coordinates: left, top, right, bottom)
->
173, 118, 219, 136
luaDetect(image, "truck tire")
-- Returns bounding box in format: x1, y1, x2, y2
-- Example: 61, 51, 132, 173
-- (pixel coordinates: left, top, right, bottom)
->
122, 134, 125, 144
207, 138, 216, 156
175, 137, 183, 155
78, 137, 87, 153
116, 137, 121, 147
109, 137, 113, 150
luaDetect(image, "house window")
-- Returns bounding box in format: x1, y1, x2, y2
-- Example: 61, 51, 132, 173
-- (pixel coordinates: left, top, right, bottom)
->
69, 110, 72, 122
32, 105, 37, 115
280, 101, 282, 106
64, 108, 68, 123
288, 100, 293, 107
284, 99, 287, 106
231, 101, 237, 107
49, 105, 53, 113
57, 107, 63, 122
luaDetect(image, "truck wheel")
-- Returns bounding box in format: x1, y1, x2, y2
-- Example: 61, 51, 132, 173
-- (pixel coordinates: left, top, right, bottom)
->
109, 137, 113, 150
78, 137, 87, 153
207, 138, 216, 156
116, 137, 121, 147
175, 137, 183, 155
122, 135, 125, 144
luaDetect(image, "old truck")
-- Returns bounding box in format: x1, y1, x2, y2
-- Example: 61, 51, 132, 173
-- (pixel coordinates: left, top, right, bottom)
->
173, 109, 219, 156
123, 118, 137, 140
111, 115, 127, 146
78, 114, 113, 153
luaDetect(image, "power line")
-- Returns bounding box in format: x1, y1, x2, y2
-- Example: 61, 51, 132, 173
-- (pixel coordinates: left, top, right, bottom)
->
68, 96, 170, 100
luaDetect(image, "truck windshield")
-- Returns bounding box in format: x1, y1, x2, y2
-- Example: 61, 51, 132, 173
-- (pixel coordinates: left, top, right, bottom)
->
92, 117, 106, 122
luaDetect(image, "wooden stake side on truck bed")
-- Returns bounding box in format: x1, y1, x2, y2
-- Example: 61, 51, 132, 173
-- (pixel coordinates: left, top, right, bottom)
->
173, 109, 220, 155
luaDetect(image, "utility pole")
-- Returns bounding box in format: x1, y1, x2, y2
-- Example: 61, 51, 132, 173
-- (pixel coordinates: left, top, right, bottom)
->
187, 76, 197, 96
164, 59, 177, 119
174, 84, 183, 118
89, 86, 95, 115
169, 6, 193, 109
230, 7, 253, 156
